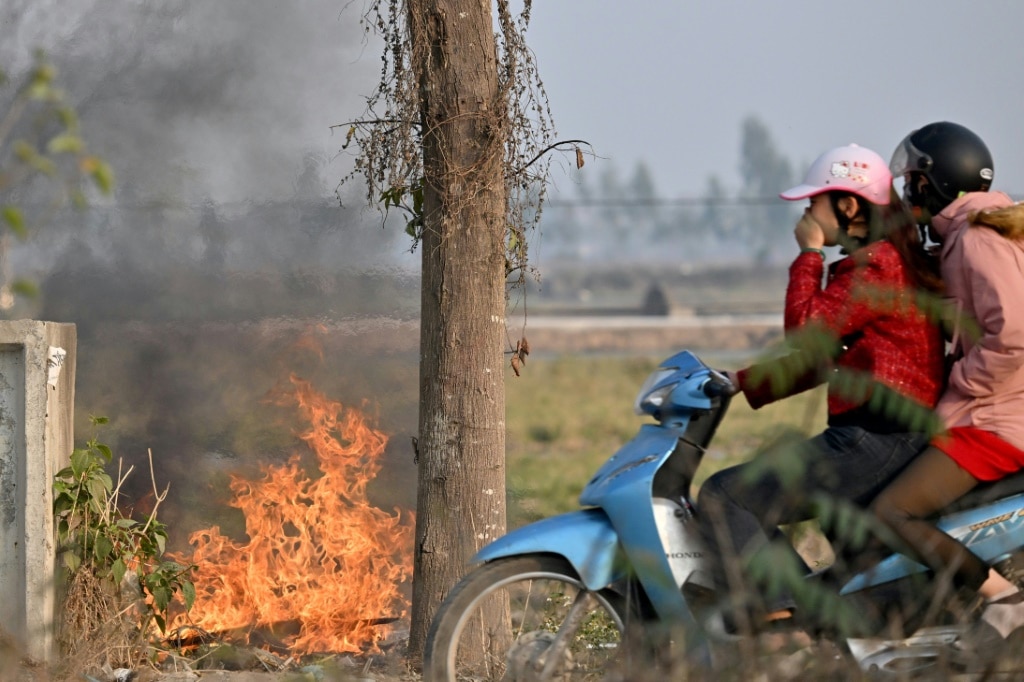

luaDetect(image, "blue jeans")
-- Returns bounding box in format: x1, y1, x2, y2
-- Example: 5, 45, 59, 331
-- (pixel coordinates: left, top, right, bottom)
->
697, 426, 929, 614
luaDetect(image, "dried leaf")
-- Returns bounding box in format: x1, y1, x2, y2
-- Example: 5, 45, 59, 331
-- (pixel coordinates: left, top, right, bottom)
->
520, 337, 530, 357
510, 354, 521, 377
575, 147, 584, 169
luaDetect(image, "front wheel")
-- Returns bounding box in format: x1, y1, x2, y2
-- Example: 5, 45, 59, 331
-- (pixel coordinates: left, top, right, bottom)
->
423, 554, 642, 681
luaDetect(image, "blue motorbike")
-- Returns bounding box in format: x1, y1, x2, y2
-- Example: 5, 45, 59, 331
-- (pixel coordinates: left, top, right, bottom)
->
423, 350, 1024, 680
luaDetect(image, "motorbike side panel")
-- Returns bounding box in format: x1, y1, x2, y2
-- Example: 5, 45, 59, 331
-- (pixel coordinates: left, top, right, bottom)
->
471, 509, 628, 590
944, 493, 1024, 562
580, 425, 682, 506
842, 493, 1024, 594
580, 425, 705, 628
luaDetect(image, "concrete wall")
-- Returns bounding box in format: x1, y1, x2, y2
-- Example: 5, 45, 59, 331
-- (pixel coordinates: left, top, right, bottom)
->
0, 321, 75, 662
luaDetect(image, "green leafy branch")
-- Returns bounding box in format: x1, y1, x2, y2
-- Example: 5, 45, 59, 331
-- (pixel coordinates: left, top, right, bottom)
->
378, 176, 424, 241
53, 416, 196, 634
0, 50, 113, 302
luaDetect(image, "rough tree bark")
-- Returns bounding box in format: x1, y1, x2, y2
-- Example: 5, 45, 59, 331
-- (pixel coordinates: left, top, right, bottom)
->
405, 0, 509, 663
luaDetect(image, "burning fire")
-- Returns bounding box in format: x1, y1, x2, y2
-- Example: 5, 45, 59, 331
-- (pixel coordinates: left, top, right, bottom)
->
171, 375, 414, 653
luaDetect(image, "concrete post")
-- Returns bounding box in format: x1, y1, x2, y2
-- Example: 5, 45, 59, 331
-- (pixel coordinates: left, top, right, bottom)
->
0, 320, 75, 662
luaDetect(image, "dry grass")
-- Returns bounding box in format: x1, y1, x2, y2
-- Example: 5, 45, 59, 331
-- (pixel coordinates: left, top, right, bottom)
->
54, 569, 150, 680
0, 569, 152, 682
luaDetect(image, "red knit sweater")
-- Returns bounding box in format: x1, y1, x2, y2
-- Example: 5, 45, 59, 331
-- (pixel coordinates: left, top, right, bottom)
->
737, 243, 945, 425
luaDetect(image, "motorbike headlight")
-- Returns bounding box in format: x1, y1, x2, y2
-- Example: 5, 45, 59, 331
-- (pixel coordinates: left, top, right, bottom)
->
633, 368, 679, 415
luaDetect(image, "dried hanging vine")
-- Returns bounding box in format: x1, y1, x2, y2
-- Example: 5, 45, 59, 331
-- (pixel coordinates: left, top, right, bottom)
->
336, 0, 587, 365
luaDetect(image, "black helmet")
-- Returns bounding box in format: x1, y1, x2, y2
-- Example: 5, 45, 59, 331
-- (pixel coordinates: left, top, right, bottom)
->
890, 122, 993, 210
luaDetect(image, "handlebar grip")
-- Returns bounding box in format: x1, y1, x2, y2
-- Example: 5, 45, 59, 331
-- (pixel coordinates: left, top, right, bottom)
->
702, 373, 738, 398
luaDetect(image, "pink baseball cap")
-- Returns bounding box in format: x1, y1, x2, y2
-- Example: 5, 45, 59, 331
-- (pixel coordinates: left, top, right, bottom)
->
780, 143, 892, 205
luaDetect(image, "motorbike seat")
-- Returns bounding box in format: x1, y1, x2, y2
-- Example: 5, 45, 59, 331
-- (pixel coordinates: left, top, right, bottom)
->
940, 469, 1024, 514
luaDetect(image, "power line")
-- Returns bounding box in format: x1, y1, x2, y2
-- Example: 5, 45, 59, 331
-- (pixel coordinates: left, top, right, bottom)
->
546, 196, 792, 207
546, 194, 1024, 208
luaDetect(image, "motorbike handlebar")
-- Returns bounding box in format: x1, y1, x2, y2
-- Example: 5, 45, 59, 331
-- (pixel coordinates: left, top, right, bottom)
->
702, 371, 738, 398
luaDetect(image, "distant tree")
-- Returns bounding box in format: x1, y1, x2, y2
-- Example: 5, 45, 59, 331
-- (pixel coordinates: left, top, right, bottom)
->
294, 151, 329, 202
539, 169, 595, 262
698, 175, 728, 234
627, 161, 657, 214
738, 115, 794, 264
597, 164, 629, 254
694, 174, 741, 259
627, 161, 664, 253
597, 163, 624, 203
197, 199, 226, 274
573, 164, 595, 204
739, 115, 792, 195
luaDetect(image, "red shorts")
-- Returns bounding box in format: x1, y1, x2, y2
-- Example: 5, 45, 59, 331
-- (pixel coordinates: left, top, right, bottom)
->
932, 426, 1024, 482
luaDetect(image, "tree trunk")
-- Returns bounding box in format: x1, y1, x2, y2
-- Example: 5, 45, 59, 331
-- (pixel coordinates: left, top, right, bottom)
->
406, 0, 509, 664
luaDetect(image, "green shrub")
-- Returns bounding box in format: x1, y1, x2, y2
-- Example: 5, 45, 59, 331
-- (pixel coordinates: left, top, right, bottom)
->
53, 416, 196, 637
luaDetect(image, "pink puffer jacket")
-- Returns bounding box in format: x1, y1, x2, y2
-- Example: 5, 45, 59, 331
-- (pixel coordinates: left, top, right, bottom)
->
931, 191, 1024, 451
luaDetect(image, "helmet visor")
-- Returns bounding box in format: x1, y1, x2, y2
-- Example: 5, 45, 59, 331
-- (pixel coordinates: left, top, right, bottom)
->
889, 132, 933, 177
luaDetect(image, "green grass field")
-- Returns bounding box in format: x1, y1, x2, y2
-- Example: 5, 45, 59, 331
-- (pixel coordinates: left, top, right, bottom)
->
505, 352, 828, 526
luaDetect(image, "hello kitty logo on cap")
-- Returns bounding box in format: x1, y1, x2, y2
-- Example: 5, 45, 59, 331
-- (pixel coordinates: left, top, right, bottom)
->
830, 163, 852, 179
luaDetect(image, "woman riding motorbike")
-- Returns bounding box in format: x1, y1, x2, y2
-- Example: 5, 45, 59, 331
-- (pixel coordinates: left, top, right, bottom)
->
872, 121, 1024, 657
698, 143, 946, 634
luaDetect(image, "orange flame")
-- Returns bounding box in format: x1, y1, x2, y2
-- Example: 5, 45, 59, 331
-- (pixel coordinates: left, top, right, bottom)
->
172, 376, 414, 653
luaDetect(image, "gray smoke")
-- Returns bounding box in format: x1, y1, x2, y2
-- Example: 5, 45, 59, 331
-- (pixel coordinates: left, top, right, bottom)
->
6, 1, 379, 203
2, 1, 422, 548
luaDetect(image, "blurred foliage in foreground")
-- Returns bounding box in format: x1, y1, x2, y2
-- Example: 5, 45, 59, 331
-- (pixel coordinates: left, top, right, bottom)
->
0, 50, 113, 306
504, 352, 827, 526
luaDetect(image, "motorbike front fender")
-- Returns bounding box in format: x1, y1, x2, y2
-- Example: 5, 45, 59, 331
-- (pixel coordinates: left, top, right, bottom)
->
472, 508, 627, 591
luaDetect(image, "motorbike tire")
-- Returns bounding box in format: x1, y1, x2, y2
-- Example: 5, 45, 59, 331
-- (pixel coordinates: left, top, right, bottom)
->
423, 554, 644, 681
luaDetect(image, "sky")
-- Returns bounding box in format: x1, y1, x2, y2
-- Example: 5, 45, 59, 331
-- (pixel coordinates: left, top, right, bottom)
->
6, 1, 1023, 209
525, 0, 1024, 200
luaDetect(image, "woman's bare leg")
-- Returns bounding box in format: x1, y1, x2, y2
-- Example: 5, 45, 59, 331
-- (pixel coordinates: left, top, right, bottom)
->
871, 446, 988, 590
